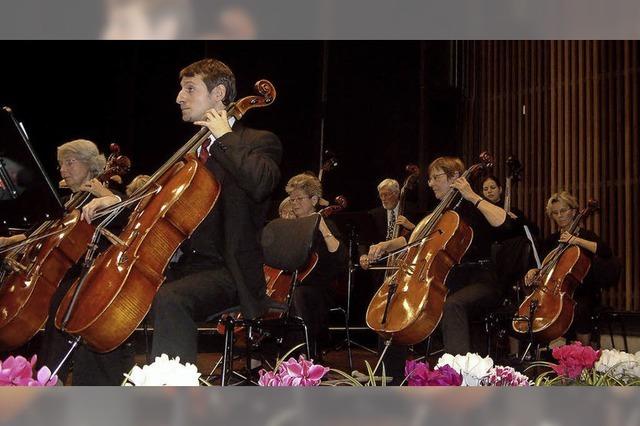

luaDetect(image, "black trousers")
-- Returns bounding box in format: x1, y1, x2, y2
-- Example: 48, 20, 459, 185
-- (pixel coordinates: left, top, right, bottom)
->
289, 284, 329, 359
37, 266, 136, 386
150, 257, 238, 365
376, 263, 501, 384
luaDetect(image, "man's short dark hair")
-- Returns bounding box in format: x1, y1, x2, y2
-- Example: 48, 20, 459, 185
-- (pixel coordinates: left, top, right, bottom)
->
180, 58, 237, 105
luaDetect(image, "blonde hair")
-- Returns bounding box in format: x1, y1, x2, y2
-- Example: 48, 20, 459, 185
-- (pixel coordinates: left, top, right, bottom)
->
285, 173, 322, 199
377, 178, 400, 193
57, 139, 106, 178
545, 191, 579, 217
428, 156, 465, 178
278, 196, 295, 219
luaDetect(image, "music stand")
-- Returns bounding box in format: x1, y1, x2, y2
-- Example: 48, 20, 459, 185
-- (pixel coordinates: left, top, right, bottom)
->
0, 107, 64, 229
328, 211, 381, 364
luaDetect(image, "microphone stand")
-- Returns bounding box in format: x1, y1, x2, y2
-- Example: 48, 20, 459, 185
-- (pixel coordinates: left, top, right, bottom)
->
330, 225, 376, 372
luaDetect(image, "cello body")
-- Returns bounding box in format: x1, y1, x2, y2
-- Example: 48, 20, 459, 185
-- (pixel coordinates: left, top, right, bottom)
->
366, 210, 473, 345
0, 211, 94, 350
55, 156, 219, 352
512, 245, 591, 342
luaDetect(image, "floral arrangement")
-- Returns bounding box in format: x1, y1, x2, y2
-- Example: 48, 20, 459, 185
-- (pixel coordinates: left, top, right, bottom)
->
532, 342, 640, 386
0, 355, 58, 386
122, 354, 201, 386
404, 352, 532, 387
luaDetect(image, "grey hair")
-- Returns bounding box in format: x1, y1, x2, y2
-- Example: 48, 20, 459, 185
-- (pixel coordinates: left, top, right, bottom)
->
57, 139, 106, 178
285, 173, 323, 199
377, 178, 400, 193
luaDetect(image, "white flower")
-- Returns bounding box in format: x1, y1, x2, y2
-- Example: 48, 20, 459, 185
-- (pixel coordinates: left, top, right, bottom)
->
436, 352, 494, 386
595, 349, 640, 381
123, 354, 201, 386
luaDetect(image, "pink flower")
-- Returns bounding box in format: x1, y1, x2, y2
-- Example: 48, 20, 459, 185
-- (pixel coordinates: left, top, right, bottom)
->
0, 355, 57, 387
258, 369, 284, 387
551, 342, 601, 380
484, 366, 532, 386
279, 356, 329, 386
258, 355, 329, 387
404, 360, 462, 386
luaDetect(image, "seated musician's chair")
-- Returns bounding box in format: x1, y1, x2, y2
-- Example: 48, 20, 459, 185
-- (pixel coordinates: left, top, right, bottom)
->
207, 215, 319, 385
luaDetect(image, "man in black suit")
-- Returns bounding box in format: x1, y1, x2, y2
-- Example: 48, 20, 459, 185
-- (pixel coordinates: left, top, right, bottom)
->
358, 178, 417, 269
150, 58, 282, 365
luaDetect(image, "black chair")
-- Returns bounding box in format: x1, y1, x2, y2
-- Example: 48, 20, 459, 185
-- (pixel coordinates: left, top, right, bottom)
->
485, 236, 537, 361
208, 215, 320, 385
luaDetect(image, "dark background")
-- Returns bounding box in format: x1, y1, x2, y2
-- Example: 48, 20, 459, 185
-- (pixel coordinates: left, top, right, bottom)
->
0, 41, 463, 216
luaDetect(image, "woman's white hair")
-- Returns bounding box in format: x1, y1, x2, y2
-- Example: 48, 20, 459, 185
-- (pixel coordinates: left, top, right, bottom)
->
57, 139, 106, 178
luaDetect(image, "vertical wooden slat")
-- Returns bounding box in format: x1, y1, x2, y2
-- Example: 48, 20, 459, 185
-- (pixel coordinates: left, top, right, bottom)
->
563, 41, 571, 194
632, 42, 639, 310
578, 41, 585, 213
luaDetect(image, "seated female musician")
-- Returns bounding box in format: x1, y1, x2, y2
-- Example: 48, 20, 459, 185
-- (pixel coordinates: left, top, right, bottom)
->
36, 139, 134, 385
524, 191, 614, 347
480, 174, 539, 237
368, 156, 511, 357
285, 173, 347, 358
278, 196, 295, 219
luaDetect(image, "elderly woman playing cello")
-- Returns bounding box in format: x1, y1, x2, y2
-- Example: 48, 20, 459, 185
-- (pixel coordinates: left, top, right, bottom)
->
284, 173, 347, 359
35, 139, 134, 385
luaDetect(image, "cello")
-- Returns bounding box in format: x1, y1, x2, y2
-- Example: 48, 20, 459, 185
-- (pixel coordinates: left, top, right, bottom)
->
512, 200, 599, 343
0, 145, 130, 350
55, 80, 276, 353
366, 153, 493, 345
503, 156, 522, 215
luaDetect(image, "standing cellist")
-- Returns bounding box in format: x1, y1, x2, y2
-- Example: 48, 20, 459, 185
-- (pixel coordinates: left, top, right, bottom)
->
367, 156, 512, 367
142, 58, 282, 366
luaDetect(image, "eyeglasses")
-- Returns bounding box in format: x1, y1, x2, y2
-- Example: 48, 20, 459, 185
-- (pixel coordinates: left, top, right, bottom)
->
58, 158, 79, 169
427, 172, 447, 183
550, 207, 573, 216
290, 196, 311, 203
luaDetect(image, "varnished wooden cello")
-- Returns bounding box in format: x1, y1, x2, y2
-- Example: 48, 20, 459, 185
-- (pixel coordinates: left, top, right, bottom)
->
512, 200, 599, 343
55, 80, 276, 353
366, 153, 493, 345
0, 145, 130, 350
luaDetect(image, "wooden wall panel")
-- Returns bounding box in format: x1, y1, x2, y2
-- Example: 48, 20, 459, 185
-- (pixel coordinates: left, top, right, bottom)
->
456, 41, 640, 311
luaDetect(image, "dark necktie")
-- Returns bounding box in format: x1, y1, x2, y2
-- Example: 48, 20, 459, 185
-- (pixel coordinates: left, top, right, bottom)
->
198, 140, 212, 163
386, 209, 396, 240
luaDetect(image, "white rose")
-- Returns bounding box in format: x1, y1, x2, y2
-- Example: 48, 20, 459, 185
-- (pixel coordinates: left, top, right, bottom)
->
436, 352, 494, 386
123, 354, 201, 386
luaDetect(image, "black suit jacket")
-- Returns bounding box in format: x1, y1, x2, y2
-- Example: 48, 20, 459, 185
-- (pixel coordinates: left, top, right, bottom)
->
358, 201, 420, 256
188, 121, 282, 319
